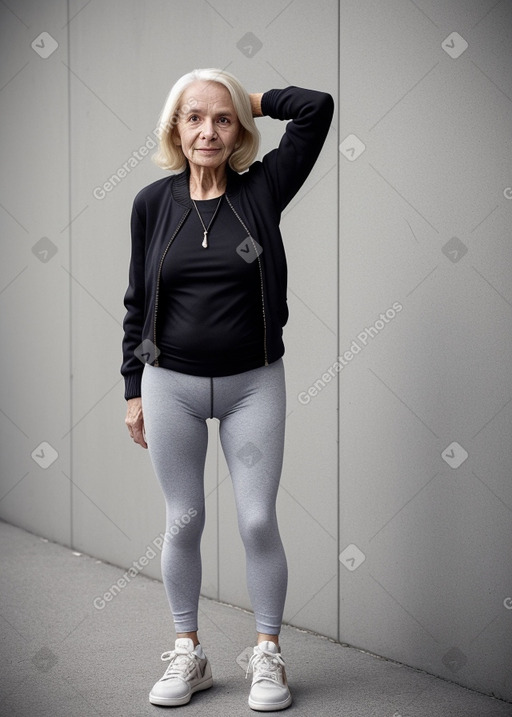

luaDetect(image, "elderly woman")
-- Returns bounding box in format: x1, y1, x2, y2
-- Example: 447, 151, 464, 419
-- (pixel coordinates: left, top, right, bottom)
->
122, 68, 333, 711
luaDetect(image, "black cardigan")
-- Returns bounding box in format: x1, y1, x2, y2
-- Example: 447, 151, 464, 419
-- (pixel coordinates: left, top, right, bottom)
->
121, 86, 334, 399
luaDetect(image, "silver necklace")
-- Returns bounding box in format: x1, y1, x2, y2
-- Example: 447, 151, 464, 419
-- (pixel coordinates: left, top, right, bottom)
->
192, 195, 223, 248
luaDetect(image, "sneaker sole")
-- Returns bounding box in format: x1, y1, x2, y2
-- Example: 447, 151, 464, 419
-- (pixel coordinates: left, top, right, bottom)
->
248, 693, 292, 711
149, 676, 213, 706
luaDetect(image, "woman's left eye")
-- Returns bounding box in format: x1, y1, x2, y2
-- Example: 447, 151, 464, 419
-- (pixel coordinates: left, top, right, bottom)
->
218, 117, 230, 124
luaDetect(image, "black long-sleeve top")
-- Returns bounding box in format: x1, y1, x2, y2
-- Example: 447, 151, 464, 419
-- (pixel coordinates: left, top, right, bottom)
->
157, 194, 265, 376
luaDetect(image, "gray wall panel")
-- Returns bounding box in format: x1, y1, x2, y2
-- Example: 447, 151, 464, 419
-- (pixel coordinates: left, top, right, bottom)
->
0, 0, 71, 545
339, 0, 512, 701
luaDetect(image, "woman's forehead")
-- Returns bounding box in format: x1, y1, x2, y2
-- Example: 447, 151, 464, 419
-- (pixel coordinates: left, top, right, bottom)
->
181, 81, 233, 107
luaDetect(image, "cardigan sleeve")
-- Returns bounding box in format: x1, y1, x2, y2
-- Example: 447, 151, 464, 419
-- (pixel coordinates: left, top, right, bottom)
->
259, 86, 334, 212
121, 196, 147, 399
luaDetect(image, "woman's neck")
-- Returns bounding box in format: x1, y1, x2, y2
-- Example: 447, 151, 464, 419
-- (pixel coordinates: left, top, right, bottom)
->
188, 164, 227, 200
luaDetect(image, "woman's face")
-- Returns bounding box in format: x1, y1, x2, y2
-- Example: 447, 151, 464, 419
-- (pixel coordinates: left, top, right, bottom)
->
174, 81, 241, 173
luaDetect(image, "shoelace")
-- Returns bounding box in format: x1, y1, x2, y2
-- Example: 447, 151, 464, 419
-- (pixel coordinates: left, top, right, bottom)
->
159, 647, 201, 681
246, 646, 286, 684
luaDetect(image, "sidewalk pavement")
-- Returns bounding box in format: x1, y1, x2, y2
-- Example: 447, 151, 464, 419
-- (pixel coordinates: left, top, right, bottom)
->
0, 520, 511, 717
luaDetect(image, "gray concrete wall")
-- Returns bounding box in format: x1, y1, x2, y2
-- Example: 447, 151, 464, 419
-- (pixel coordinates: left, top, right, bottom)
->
1, 0, 510, 703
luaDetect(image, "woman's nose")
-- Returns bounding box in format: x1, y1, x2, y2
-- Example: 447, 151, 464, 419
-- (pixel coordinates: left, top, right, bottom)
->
200, 118, 217, 140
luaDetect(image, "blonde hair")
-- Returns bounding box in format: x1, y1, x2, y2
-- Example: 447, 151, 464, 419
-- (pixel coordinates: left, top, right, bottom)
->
153, 68, 260, 173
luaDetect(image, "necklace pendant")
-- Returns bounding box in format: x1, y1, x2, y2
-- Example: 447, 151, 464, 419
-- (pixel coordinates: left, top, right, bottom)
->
193, 196, 222, 248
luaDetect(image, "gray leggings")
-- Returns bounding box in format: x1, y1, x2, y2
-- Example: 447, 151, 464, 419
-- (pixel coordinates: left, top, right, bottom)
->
141, 359, 287, 635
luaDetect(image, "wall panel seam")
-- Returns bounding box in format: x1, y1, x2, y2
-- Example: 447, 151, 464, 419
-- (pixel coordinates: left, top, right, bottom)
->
66, 0, 74, 549
336, 0, 341, 644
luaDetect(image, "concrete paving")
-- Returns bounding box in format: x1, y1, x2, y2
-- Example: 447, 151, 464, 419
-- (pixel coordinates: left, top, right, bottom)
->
0, 520, 511, 717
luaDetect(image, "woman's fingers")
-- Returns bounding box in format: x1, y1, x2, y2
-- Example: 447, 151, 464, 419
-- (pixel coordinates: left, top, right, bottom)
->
125, 397, 148, 448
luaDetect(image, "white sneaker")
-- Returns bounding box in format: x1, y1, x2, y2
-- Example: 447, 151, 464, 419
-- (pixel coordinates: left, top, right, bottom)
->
149, 638, 213, 706
247, 641, 292, 711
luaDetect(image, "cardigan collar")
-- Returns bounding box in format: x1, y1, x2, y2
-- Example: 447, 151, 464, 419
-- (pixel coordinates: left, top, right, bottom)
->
171, 164, 242, 206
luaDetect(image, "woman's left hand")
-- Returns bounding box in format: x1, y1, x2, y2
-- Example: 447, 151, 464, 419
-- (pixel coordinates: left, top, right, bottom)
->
125, 397, 148, 449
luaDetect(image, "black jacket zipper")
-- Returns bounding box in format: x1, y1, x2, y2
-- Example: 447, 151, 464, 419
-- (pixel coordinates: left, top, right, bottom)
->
225, 195, 269, 366
152, 208, 191, 366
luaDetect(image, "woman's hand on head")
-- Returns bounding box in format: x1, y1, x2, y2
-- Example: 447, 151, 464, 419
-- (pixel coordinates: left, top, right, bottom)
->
125, 397, 148, 449
249, 93, 263, 118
